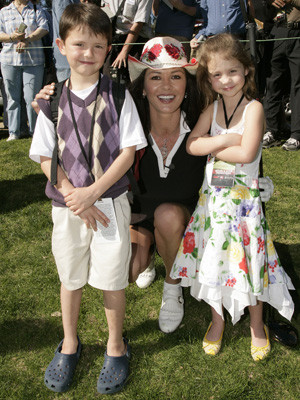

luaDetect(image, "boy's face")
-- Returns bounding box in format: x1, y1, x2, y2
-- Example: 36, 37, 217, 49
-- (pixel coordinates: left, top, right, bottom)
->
56, 27, 111, 80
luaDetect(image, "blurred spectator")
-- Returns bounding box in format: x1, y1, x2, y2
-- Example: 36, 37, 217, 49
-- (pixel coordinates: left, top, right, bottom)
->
0, 0, 49, 141
190, 0, 247, 51
102, 0, 153, 83
52, 0, 80, 82
80, 0, 102, 4
152, 0, 200, 59
31, 0, 56, 84
262, 0, 300, 151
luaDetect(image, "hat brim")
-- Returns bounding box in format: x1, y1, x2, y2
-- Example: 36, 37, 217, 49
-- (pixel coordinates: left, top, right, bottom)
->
128, 55, 198, 82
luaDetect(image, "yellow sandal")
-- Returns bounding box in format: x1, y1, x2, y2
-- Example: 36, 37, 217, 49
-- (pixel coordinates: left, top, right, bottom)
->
202, 322, 224, 356
251, 325, 271, 361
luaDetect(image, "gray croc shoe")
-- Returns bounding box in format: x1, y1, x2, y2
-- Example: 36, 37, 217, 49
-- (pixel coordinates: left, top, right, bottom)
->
97, 338, 131, 394
44, 336, 82, 393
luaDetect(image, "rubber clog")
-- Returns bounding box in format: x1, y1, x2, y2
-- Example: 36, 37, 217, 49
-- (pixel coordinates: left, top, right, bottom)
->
44, 337, 81, 393
97, 338, 131, 395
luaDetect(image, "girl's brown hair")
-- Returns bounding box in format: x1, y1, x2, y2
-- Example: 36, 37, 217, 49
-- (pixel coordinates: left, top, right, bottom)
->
196, 33, 257, 109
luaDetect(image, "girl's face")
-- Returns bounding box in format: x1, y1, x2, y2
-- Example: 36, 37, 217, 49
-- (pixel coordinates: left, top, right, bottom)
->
207, 53, 248, 99
143, 67, 187, 116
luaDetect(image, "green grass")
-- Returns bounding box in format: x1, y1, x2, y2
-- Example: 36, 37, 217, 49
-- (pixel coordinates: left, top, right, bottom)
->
0, 137, 299, 400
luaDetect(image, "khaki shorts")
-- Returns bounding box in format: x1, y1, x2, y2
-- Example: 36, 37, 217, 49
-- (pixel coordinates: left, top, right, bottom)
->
51, 193, 131, 291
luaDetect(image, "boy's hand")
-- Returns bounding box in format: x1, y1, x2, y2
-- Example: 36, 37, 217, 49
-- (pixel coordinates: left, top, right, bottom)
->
31, 83, 56, 114
65, 186, 99, 215
78, 205, 110, 231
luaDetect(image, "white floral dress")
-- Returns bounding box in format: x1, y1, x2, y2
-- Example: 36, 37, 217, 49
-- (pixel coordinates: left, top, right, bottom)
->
171, 100, 294, 324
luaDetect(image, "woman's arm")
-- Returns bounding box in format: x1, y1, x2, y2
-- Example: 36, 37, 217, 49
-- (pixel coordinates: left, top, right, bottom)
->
186, 104, 242, 156
212, 101, 264, 163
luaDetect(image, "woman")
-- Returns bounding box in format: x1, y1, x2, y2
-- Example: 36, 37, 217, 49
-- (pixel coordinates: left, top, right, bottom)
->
0, 0, 49, 141
127, 36, 274, 334
32, 36, 274, 335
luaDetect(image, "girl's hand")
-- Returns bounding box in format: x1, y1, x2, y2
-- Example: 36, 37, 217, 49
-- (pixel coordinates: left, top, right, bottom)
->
64, 186, 99, 215
223, 132, 242, 147
78, 205, 110, 231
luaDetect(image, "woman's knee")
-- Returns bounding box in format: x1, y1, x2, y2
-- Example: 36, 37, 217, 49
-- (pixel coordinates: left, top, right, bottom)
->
154, 203, 189, 236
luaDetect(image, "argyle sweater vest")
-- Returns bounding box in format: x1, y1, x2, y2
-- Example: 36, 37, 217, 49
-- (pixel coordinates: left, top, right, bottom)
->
38, 75, 129, 207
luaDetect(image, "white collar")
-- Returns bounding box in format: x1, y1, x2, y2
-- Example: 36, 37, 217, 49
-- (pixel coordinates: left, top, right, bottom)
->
150, 111, 190, 178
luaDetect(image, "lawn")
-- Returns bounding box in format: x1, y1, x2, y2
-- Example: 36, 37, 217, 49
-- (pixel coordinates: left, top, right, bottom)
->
0, 135, 299, 400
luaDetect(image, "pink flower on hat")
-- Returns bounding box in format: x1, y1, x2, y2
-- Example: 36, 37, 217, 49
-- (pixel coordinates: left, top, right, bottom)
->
165, 44, 184, 60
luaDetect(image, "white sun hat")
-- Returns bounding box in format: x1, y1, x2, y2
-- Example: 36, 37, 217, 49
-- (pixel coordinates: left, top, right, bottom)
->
128, 36, 198, 82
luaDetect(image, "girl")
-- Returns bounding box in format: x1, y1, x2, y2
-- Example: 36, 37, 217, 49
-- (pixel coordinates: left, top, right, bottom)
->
170, 33, 294, 361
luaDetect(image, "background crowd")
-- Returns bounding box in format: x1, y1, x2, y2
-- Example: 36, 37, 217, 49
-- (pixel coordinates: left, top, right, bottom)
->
0, 0, 299, 151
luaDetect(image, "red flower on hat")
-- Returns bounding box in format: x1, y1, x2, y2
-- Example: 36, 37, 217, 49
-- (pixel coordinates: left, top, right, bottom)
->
140, 46, 149, 60
165, 44, 183, 60
142, 44, 163, 63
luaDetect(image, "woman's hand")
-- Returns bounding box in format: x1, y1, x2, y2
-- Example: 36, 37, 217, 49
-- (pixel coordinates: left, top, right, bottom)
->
31, 83, 56, 114
64, 186, 99, 215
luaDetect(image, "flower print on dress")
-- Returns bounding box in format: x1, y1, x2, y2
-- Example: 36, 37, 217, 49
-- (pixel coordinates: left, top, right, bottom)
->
225, 276, 237, 287
239, 256, 248, 274
241, 220, 250, 246
179, 267, 188, 278
236, 200, 259, 218
183, 231, 196, 254
165, 44, 184, 60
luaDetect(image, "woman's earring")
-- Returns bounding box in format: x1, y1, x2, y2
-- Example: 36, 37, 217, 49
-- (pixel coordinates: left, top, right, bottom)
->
142, 92, 146, 98
184, 92, 187, 99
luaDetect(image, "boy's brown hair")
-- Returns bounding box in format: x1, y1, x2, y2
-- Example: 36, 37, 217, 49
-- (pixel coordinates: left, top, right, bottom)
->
59, 3, 112, 45
196, 33, 257, 108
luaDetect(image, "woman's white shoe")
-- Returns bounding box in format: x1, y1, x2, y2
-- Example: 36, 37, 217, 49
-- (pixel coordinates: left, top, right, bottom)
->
159, 284, 184, 333
135, 263, 156, 289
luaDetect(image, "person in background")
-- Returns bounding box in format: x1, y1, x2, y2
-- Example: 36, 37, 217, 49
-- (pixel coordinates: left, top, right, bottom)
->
190, 0, 248, 52
52, 0, 80, 82
262, 0, 300, 151
152, 0, 201, 59
102, 0, 153, 83
0, 0, 49, 141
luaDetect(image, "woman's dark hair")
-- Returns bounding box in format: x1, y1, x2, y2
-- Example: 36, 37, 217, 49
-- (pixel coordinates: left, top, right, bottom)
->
129, 69, 204, 135
59, 3, 112, 45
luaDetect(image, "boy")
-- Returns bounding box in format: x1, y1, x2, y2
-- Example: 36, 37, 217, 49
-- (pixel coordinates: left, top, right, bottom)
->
29, 3, 146, 394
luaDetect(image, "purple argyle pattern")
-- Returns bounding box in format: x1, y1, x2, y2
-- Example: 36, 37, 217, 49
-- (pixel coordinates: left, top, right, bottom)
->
39, 75, 129, 206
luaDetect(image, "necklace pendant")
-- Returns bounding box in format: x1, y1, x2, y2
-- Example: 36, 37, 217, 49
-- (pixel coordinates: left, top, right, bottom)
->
160, 139, 168, 160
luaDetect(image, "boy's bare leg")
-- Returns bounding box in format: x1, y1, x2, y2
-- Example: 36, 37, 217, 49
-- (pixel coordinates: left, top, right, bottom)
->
249, 301, 267, 347
60, 284, 82, 354
103, 289, 126, 356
